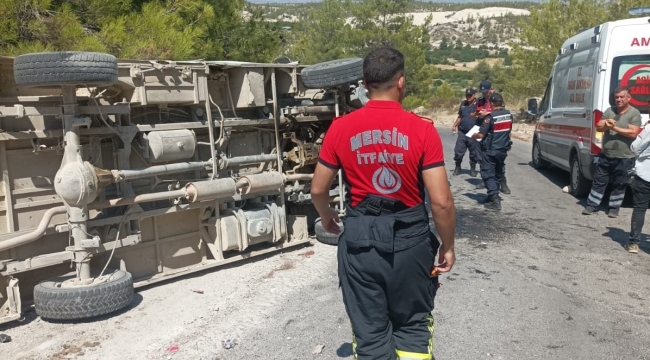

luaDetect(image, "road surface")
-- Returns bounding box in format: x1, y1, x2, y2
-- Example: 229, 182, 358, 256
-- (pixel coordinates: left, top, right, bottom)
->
2, 126, 650, 360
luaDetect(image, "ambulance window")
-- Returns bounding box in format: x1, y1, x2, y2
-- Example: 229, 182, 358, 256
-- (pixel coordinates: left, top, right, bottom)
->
610, 55, 650, 114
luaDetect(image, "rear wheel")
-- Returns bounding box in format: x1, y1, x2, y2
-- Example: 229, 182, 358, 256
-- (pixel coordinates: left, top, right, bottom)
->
300, 58, 363, 89
569, 154, 590, 197
531, 138, 550, 169
314, 217, 343, 246
34, 269, 134, 321
13, 51, 118, 87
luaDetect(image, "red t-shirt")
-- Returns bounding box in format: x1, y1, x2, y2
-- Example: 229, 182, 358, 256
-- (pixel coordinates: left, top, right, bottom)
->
318, 100, 445, 208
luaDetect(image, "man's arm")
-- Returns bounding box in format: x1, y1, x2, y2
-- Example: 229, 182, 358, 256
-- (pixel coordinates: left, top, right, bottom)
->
471, 116, 491, 140
422, 166, 456, 273
612, 124, 640, 139
311, 163, 341, 234
452, 116, 461, 132
596, 109, 616, 132
595, 119, 611, 132
631, 125, 650, 156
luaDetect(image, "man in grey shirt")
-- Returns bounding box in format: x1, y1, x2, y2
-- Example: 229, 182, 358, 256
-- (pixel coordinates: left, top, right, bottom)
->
582, 86, 642, 217
626, 100, 650, 254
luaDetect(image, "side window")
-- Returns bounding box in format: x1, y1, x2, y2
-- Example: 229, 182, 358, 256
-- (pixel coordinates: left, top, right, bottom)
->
610, 55, 650, 114
539, 77, 552, 114
552, 54, 593, 109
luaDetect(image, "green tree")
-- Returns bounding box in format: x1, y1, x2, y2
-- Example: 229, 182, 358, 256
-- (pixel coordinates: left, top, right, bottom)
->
0, 0, 281, 62
508, 0, 648, 97
347, 0, 437, 98
291, 0, 436, 99
434, 81, 456, 99
288, 0, 352, 64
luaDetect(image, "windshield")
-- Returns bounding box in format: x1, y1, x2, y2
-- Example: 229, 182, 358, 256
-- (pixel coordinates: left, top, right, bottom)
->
610, 55, 650, 114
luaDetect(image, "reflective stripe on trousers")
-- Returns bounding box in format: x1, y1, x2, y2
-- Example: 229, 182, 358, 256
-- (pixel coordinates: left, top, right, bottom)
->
396, 314, 435, 359
351, 314, 435, 360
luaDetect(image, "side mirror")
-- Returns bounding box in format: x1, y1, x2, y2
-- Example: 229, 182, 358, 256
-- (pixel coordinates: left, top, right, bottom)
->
527, 98, 539, 116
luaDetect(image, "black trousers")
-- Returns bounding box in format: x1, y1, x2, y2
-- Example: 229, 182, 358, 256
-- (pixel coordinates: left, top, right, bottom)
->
587, 155, 634, 210
630, 176, 650, 244
480, 149, 507, 196
453, 133, 480, 165
338, 236, 438, 360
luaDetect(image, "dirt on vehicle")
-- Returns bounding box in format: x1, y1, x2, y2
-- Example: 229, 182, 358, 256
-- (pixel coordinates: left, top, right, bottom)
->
0, 52, 367, 325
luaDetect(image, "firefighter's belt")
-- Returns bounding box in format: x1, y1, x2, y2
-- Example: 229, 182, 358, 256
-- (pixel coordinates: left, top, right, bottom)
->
342, 195, 433, 253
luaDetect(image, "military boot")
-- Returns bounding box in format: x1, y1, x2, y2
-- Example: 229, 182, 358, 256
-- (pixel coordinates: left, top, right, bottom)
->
485, 196, 502, 211
470, 163, 478, 177
500, 177, 511, 195
453, 163, 461, 176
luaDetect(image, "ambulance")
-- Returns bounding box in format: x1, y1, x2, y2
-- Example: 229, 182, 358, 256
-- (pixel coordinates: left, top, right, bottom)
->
530, 8, 650, 197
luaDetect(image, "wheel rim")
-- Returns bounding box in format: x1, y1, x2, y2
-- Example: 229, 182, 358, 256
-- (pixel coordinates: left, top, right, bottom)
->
533, 142, 540, 164
572, 159, 580, 190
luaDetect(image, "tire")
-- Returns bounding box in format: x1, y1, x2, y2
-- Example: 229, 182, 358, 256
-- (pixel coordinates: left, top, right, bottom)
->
34, 269, 134, 321
569, 154, 590, 198
301, 58, 363, 89
314, 217, 343, 246
531, 138, 550, 169
14, 52, 118, 87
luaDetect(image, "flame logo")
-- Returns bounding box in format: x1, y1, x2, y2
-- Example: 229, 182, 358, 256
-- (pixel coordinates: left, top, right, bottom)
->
372, 166, 402, 194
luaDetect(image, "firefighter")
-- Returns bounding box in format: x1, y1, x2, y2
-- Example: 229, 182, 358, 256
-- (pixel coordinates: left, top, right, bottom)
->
582, 86, 641, 217
471, 92, 513, 211
311, 47, 456, 360
452, 88, 480, 177
474, 81, 511, 194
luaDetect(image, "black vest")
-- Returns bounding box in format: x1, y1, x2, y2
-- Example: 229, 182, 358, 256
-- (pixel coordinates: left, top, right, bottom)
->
482, 108, 513, 151
341, 195, 438, 253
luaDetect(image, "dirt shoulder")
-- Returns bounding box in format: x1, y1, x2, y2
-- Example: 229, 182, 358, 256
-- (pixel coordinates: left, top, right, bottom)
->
429, 110, 535, 143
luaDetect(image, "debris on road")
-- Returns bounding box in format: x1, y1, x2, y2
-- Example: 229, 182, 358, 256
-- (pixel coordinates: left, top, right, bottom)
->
313, 344, 325, 354
299, 250, 315, 258
167, 345, 179, 353
221, 338, 237, 349
191, 289, 205, 294
563, 186, 569, 193
0, 333, 11, 343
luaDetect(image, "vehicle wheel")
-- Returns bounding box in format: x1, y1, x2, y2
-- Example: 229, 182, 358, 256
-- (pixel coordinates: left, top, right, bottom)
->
301, 58, 363, 89
531, 138, 550, 169
34, 269, 134, 321
13, 52, 118, 87
569, 155, 590, 198
314, 217, 343, 246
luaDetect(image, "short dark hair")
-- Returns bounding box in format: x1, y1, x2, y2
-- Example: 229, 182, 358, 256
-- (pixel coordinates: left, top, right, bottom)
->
614, 86, 630, 95
363, 47, 405, 92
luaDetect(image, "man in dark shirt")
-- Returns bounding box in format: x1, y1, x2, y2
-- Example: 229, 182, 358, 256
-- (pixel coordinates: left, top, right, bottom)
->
452, 88, 480, 177
311, 47, 456, 360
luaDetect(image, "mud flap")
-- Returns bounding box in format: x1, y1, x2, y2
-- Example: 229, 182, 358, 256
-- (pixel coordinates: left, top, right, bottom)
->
0, 277, 22, 325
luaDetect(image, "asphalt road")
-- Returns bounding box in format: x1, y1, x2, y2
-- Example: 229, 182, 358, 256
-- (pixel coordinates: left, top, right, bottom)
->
3, 128, 650, 360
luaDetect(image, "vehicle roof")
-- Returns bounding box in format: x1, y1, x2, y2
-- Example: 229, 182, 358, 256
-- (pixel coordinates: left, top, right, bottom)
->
560, 16, 650, 50
0, 55, 304, 69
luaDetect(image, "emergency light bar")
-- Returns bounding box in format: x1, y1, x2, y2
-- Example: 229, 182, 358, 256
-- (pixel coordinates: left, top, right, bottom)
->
629, 7, 650, 16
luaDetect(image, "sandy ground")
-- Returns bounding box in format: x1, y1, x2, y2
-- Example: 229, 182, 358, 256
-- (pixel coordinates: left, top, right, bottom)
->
406, 8, 531, 26
344, 7, 529, 26
431, 111, 535, 143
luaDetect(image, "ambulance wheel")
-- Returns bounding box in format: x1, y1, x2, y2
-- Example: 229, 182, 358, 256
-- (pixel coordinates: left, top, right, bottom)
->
13, 51, 118, 87
569, 155, 590, 198
300, 58, 363, 89
34, 269, 134, 321
314, 217, 343, 246
531, 138, 550, 169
